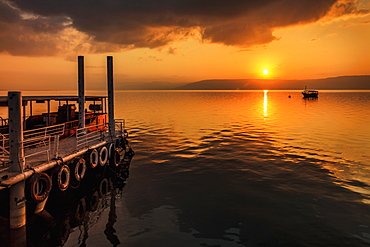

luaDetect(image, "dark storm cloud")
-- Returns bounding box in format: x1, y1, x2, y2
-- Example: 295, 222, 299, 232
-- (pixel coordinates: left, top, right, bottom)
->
0, 1, 19, 23
0, 1, 82, 56
1, 0, 367, 56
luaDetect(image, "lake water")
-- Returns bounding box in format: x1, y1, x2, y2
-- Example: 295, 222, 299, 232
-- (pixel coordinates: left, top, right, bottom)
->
2, 90, 370, 246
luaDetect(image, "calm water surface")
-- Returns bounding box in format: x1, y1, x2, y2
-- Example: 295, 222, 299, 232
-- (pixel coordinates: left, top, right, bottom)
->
86, 90, 370, 247
3, 90, 370, 246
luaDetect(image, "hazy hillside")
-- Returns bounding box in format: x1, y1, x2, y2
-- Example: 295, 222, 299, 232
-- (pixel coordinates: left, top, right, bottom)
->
117, 75, 370, 90
175, 75, 370, 90
120, 81, 188, 90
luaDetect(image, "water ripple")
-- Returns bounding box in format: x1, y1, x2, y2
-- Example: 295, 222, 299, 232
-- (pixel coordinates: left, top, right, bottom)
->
113, 91, 370, 246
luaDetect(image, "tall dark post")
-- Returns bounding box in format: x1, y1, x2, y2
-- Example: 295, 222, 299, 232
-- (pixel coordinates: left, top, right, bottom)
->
8, 91, 26, 229
78, 56, 85, 129
107, 56, 115, 136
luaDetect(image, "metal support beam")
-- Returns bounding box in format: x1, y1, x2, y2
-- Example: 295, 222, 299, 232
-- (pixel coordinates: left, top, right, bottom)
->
8, 91, 26, 229
107, 56, 115, 137
8, 92, 25, 173
78, 56, 85, 129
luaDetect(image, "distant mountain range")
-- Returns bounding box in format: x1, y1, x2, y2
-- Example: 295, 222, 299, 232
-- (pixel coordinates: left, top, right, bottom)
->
122, 81, 187, 90
120, 75, 370, 90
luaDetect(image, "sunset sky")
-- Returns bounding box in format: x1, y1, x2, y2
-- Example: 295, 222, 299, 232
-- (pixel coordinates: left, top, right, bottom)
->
0, 0, 369, 90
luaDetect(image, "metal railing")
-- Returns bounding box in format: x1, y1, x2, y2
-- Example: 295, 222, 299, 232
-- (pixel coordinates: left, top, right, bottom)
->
114, 119, 125, 137
64, 119, 80, 134
1, 123, 66, 166
1, 119, 126, 167
76, 119, 126, 149
23, 135, 52, 162
76, 123, 108, 149
0, 133, 9, 166
0, 116, 8, 126
23, 123, 65, 163
23, 123, 65, 141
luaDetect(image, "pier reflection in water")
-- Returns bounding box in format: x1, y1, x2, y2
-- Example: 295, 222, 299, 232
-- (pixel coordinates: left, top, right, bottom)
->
2, 162, 130, 247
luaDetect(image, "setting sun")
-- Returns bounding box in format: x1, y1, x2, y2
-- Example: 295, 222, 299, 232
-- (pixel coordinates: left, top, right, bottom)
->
263, 69, 269, 75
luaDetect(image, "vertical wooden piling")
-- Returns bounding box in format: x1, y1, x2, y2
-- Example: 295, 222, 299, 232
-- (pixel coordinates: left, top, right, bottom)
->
8, 91, 26, 229
107, 56, 115, 137
78, 56, 85, 129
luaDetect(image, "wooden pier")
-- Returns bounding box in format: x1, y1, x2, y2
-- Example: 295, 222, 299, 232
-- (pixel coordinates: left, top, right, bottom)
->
0, 56, 134, 232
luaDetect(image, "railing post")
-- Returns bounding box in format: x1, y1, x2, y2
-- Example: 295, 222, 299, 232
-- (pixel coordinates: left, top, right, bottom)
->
54, 135, 59, 159
8, 91, 26, 229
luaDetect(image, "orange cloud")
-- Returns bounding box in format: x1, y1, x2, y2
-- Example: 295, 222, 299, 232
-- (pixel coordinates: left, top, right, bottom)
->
325, 0, 369, 18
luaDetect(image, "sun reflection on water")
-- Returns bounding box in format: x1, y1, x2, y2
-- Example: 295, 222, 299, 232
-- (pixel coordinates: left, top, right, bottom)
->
263, 90, 268, 117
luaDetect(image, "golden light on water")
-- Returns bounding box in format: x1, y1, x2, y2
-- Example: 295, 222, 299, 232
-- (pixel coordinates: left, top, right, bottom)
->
263, 90, 268, 117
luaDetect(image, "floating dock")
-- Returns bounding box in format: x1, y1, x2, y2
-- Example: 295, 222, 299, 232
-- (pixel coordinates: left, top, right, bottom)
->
0, 56, 134, 232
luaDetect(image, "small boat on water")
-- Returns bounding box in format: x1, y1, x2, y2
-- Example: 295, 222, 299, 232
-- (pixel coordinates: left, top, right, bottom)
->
302, 86, 318, 98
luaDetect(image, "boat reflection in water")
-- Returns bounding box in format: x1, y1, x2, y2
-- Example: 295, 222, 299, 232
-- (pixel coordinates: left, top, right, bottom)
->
23, 162, 130, 247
